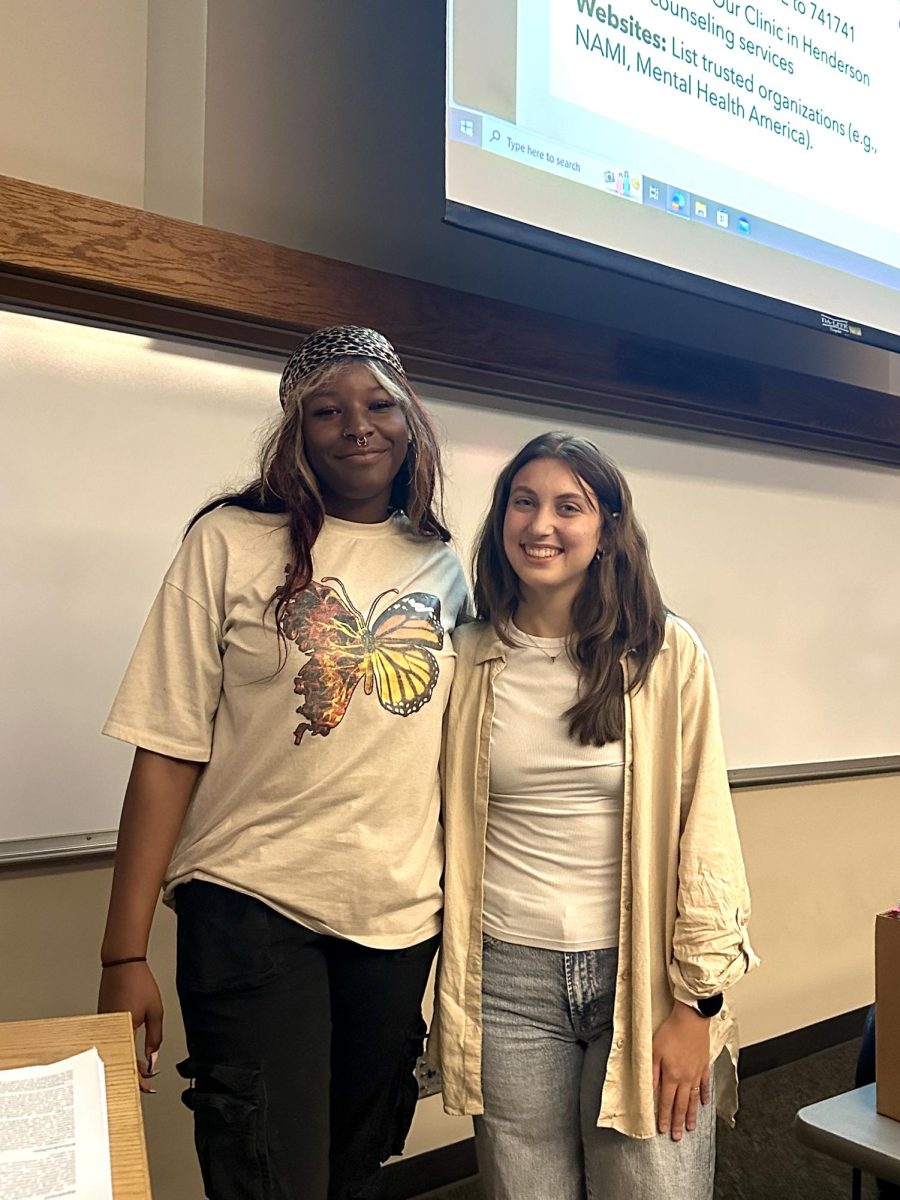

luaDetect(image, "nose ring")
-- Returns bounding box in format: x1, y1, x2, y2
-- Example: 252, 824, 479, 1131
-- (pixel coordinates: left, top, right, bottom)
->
344, 431, 368, 448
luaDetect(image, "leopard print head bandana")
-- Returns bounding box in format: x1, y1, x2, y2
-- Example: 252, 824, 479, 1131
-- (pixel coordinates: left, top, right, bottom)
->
279, 326, 405, 407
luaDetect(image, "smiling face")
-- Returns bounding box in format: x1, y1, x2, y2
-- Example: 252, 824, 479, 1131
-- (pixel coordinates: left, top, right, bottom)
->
300, 361, 410, 522
502, 456, 603, 611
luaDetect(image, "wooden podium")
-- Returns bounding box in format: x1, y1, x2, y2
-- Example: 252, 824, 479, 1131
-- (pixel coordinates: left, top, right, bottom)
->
0, 1011, 152, 1199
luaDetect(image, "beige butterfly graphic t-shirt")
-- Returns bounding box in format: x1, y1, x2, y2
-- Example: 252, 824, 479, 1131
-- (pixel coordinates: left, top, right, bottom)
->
104, 507, 470, 948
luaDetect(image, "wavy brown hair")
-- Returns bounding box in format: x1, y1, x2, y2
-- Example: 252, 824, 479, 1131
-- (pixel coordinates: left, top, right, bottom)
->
188, 358, 450, 638
474, 432, 666, 745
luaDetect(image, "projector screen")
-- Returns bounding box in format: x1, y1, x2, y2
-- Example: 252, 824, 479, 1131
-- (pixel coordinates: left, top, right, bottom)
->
446, 0, 900, 351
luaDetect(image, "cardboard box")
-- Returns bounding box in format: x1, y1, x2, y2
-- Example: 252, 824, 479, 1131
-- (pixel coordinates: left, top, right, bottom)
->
876, 910, 900, 1120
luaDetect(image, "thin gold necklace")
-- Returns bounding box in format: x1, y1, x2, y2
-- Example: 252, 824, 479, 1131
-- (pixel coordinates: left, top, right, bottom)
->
514, 625, 566, 664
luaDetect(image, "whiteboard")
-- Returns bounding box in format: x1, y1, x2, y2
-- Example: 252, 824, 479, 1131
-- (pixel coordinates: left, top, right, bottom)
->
2, 308, 899, 847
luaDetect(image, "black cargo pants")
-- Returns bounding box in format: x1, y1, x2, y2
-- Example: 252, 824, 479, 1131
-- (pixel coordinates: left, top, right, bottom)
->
174, 881, 439, 1200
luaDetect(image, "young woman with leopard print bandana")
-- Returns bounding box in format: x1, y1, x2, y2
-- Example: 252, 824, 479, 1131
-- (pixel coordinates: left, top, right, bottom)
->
98, 326, 469, 1200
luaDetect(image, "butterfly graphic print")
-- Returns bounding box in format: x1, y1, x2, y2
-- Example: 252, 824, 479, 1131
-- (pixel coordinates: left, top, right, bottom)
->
279, 576, 444, 745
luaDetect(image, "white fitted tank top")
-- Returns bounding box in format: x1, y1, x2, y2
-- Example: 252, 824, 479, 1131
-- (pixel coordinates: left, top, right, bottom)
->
483, 625, 624, 951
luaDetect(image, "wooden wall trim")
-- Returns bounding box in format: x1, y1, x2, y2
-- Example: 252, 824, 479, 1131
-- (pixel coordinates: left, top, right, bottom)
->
1, 173, 898, 465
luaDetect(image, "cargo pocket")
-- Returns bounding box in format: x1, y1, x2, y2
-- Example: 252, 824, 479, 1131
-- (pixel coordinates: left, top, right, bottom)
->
379, 1015, 427, 1162
177, 1058, 271, 1200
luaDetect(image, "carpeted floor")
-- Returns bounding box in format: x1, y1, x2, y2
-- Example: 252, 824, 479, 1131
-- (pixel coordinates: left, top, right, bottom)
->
414, 1038, 881, 1199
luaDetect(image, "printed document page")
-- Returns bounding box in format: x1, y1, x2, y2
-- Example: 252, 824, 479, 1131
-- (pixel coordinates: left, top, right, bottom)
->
0, 1048, 113, 1200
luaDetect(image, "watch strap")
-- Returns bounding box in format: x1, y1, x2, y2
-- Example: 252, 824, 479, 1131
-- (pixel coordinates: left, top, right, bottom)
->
695, 993, 724, 1018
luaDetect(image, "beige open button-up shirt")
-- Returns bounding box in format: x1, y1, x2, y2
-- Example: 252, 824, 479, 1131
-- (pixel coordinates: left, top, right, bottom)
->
432, 615, 758, 1139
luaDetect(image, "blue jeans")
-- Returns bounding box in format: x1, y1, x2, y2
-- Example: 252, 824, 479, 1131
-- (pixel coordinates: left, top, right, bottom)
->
475, 935, 715, 1200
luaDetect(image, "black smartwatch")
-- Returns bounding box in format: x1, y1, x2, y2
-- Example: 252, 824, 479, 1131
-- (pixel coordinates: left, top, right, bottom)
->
692, 994, 724, 1018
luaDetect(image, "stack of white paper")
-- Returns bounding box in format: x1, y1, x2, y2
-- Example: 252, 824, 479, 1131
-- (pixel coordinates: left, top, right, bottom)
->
0, 1048, 113, 1200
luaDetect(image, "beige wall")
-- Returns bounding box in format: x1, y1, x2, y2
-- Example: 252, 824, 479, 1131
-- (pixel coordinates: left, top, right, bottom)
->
2, 772, 898, 1196
0, 0, 149, 207
144, 0, 207, 220
0, 0, 206, 219
733, 774, 899, 1043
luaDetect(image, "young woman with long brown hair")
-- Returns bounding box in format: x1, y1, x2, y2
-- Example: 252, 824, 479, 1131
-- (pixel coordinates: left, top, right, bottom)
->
434, 432, 756, 1200
98, 327, 469, 1200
